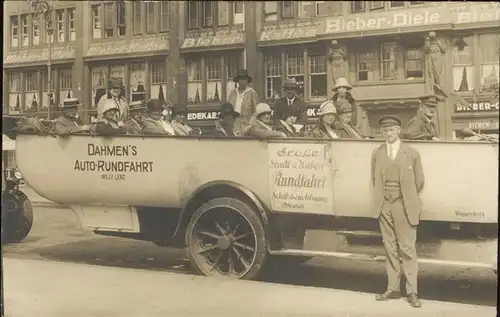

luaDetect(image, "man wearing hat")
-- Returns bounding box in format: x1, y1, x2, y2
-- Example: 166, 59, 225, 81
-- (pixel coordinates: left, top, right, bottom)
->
124, 100, 147, 134
95, 99, 127, 136
272, 78, 308, 128
214, 103, 242, 137
371, 115, 425, 308
142, 99, 175, 135
405, 94, 440, 140
53, 98, 92, 135
333, 99, 363, 139
171, 104, 201, 136
97, 77, 129, 123
228, 69, 259, 136
247, 103, 287, 139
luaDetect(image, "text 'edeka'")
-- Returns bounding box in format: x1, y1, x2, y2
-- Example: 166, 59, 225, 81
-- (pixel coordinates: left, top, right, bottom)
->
73, 144, 154, 181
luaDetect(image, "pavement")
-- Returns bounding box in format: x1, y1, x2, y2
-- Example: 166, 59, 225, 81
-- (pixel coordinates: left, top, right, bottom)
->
3, 257, 496, 317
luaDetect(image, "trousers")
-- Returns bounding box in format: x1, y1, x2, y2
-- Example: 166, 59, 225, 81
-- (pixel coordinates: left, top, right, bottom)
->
379, 197, 418, 294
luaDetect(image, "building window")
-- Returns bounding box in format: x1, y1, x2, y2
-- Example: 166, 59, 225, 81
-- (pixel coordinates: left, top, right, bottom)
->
32, 14, 40, 46
390, 1, 405, 8
309, 55, 327, 100
233, 1, 244, 25
369, 2, 385, 10
203, 1, 216, 27
315, 1, 328, 17
281, 1, 295, 19
218, 1, 230, 26
56, 10, 65, 42
160, 1, 169, 31
130, 63, 146, 102
226, 54, 241, 98
25, 72, 39, 113
479, 34, 500, 92
206, 57, 222, 102
150, 60, 167, 102
92, 5, 102, 39
41, 69, 56, 110
187, 59, 202, 104
146, 2, 156, 34
57, 68, 72, 108
187, 1, 200, 29
133, 2, 142, 35
405, 48, 424, 79
9, 73, 21, 113
104, 3, 114, 37
264, 1, 278, 22
117, 1, 126, 37
265, 55, 282, 99
11, 16, 19, 48
351, 1, 365, 13
21, 14, 28, 47
357, 52, 374, 81
68, 8, 76, 41
452, 36, 474, 92
381, 43, 398, 80
91, 66, 106, 108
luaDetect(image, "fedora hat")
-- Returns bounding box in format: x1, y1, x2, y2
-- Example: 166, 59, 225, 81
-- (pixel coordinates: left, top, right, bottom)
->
61, 98, 80, 109
146, 98, 165, 111
233, 69, 252, 83
129, 100, 147, 112
109, 77, 124, 89
332, 77, 352, 91
218, 103, 239, 118
283, 78, 299, 89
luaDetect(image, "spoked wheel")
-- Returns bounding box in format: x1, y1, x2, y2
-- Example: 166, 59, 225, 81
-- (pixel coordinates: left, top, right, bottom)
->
185, 197, 267, 280
1, 192, 33, 244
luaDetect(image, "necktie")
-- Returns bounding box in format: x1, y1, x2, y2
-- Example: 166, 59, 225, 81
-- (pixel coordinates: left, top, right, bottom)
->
288, 100, 292, 106
389, 145, 394, 160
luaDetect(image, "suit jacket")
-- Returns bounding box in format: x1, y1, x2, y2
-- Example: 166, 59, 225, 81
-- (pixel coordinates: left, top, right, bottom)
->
333, 121, 363, 139
141, 117, 173, 135
272, 97, 308, 126
371, 142, 425, 226
275, 120, 300, 137
405, 112, 438, 140
124, 118, 143, 134
95, 120, 127, 136
53, 116, 84, 135
247, 120, 286, 139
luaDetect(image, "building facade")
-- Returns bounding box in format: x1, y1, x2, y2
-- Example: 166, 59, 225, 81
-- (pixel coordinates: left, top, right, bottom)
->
4, 1, 499, 138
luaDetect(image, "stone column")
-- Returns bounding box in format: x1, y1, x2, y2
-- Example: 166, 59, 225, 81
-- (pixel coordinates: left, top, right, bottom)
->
244, 1, 259, 98
167, 1, 182, 105
74, 1, 86, 122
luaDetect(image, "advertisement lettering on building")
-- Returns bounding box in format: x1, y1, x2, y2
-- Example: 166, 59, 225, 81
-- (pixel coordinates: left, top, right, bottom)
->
182, 33, 245, 49
455, 101, 499, 112
452, 3, 500, 24
468, 121, 499, 130
259, 26, 318, 42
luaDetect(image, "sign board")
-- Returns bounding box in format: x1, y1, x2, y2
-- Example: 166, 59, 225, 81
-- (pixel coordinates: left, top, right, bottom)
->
451, 3, 500, 24
182, 33, 244, 49
259, 26, 318, 42
268, 143, 333, 214
468, 121, 499, 130
322, 8, 446, 35
187, 111, 220, 121
455, 101, 499, 112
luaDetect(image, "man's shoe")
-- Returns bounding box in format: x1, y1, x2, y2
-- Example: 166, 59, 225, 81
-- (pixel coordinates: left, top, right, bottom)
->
375, 290, 401, 301
407, 293, 422, 308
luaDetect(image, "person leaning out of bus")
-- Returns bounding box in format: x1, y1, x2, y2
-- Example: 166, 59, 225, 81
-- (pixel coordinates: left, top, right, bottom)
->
333, 99, 364, 139
227, 69, 259, 136
213, 103, 242, 137
247, 103, 287, 139
53, 98, 92, 135
405, 94, 440, 141
95, 99, 127, 136
308, 101, 340, 139
141, 99, 175, 135
124, 100, 147, 134
275, 107, 302, 137
170, 104, 202, 136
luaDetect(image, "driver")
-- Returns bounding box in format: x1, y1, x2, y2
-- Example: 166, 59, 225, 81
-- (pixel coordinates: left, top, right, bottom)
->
405, 94, 440, 141
53, 98, 92, 135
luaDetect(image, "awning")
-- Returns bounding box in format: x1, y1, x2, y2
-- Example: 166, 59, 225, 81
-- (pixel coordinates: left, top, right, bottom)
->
3, 134, 15, 151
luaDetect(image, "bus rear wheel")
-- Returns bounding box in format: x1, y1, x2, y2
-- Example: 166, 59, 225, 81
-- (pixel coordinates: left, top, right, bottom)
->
185, 197, 267, 280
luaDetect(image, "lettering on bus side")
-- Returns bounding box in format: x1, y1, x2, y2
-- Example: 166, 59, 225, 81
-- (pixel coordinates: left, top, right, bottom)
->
73, 144, 154, 181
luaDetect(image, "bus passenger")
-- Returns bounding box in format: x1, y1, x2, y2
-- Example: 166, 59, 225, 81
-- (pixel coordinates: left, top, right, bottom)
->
124, 100, 147, 134
272, 78, 308, 128
308, 101, 339, 139
333, 99, 363, 139
213, 103, 241, 137
405, 94, 440, 141
228, 69, 259, 136
97, 77, 129, 122
247, 103, 287, 139
142, 99, 175, 135
171, 104, 201, 136
95, 100, 127, 136
275, 107, 301, 137
53, 98, 92, 135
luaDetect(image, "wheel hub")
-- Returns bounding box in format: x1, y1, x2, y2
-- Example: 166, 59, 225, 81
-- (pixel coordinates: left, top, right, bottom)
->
216, 235, 233, 250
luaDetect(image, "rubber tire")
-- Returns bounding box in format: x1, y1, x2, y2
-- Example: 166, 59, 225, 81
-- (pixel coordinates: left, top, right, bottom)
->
1, 192, 33, 244
185, 197, 267, 280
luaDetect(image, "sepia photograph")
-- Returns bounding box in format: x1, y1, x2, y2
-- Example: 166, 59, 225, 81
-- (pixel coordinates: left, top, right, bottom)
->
1, 1, 498, 316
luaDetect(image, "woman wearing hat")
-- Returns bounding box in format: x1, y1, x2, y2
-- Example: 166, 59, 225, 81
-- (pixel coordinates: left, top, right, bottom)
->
171, 104, 201, 136
275, 107, 301, 137
333, 99, 363, 139
97, 77, 129, 123
214, 103, 241, 137
308, 101, 339, 139
95, 99, 127, 136
228, 69, 259, 136
142, 99, 175, 135
247, 103, 287, 139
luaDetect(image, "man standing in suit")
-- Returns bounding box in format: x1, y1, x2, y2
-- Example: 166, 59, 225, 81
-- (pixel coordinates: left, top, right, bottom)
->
405, 94, 440, 140
272, 78, 308, 127
371, 115, 425, 308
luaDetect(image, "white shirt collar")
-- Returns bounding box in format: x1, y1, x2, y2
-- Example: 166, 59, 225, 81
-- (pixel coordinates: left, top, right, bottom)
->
287, 97, 295, 105
386, 139, 401, 157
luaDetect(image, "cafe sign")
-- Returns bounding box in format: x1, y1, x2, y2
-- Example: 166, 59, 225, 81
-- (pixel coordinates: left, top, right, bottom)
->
181, 33, 244, 49
452, 3, 500, 24
322, 8, 446, 35
259, 25, 318, 42
455, 101, 499, 112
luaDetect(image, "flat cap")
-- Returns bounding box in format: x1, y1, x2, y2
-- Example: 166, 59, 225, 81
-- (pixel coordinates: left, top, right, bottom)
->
419, 94, 440, 107
378, 115, 402, 128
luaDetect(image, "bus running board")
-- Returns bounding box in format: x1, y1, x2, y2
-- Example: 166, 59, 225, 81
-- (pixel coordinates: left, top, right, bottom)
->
268, 249, 494, 269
